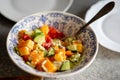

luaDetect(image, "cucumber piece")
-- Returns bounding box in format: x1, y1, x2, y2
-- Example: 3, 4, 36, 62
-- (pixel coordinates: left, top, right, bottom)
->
43, 50, 48, 57
70, 53, 81, 62
26, 61, 35, 68
14, 47, 18, 53
34, 29, 42, 37
67, 44, 77, 51
33, 33, 45, 44
47, 48, 55, 56
34, 29, 42, 34
70, 61, 74, 69
60, 60, 71, 71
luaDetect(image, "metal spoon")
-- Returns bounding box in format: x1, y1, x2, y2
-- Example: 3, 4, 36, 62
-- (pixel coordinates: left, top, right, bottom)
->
76, 1, 115, 35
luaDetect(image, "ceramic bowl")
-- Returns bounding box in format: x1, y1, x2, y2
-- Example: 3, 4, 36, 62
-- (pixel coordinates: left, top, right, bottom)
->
6, 11, 98, 78
0, 0, 73, 22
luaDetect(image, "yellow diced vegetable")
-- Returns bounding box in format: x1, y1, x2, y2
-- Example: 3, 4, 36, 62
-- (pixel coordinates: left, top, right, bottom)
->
53, 45, 59, 51
29, 50, 44, 67
54, 49, 66, 61
25, 40, 34, 49
40, 25, 49, 35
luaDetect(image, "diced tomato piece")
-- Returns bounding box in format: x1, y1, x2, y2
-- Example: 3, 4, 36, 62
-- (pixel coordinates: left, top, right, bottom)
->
48, 27, 65, 39
42, 42, 51, 50
23, 55, 29, 62
36, 59, 45, 71
36, 63, 44, 71
22, 34, 31, 40
49, 56, 55, 62
58, 32, 65, 39
46, 35, 52, 43
18, 30, 26, 38
42, 35, 52, 50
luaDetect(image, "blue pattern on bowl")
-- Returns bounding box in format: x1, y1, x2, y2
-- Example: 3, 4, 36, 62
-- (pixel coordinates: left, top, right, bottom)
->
7, 11, 98, 77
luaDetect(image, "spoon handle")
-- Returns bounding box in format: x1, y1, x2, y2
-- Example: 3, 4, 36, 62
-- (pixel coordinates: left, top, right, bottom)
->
76, 1, 115, 35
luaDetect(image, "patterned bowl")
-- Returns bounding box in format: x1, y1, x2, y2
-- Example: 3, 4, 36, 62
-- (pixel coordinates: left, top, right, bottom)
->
6, 11, 98, 78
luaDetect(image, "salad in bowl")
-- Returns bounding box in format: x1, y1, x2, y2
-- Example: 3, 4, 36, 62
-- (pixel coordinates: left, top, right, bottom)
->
7, 11, 98, 77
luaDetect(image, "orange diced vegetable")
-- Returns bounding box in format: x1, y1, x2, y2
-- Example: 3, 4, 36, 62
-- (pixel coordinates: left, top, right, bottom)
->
18, 39, 34, 50
17, 39, 25, 48
77, 43, 84, 53
18, 30, 26, 38
40, 25, 49, 35
25, 40, 34, 49
73, 40, 82, 44
42, 59, 57, 72
53, 45, 59, 51
61, 41, 68, 47
18, 47, 30, 56
16, 24, 84, 72
54, 49, 66, 61
18, 38, 25, 43
66, 50, 73, 56
29, 50, 44, 67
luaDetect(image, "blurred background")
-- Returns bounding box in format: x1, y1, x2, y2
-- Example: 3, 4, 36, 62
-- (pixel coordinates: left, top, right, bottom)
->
68, 0, 98, 18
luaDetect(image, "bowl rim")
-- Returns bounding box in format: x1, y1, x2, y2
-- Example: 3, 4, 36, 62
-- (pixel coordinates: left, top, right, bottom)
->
6, 11, 99, 78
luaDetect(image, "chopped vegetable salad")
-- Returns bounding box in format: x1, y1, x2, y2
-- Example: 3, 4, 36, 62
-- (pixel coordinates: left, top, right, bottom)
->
15, 25, 84, 73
